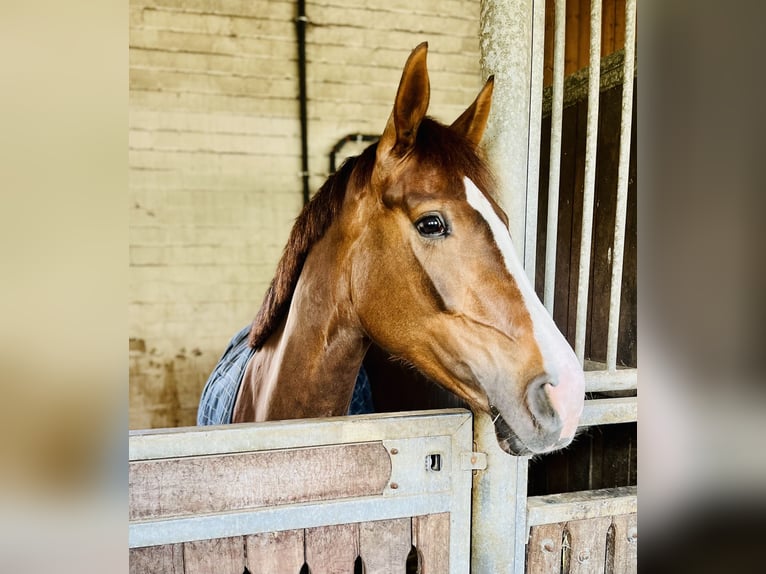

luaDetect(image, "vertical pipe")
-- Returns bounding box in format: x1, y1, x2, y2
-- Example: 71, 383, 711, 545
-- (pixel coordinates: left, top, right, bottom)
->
479, 0, 534, 262
295, 0, 310, 205
574, 0, 602, 363
543, 0, 567, 314
524, 0, 546, 284
477, 5, 536, 572
471, 412, 529, 574
606, 0, 636, 371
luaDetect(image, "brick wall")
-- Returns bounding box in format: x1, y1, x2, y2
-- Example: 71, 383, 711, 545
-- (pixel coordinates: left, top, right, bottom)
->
129, 0, 482, 429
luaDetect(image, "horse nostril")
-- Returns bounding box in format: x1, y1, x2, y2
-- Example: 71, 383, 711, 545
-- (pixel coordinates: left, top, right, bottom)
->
528, 375, 558, 425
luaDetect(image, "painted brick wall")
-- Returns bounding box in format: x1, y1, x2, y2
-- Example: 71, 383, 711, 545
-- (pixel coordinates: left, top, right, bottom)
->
129, 0, 482, 429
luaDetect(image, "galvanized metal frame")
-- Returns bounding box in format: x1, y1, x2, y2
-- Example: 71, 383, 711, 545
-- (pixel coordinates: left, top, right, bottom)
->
130, 409, 475, 574
471, 411, 529, 573
130, 398, 635, 571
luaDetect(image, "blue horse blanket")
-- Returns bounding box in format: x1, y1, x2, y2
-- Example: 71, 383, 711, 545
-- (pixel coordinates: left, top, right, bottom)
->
197, 325, 374, 425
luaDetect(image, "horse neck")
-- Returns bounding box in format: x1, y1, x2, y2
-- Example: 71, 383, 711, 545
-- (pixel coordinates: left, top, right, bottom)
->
233, 226, 369, 422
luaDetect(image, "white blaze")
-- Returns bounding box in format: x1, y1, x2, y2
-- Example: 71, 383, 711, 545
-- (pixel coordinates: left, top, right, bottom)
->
463, 177, 584, 437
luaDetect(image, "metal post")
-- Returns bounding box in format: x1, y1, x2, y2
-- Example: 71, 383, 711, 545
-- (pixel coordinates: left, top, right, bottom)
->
606, 0, 636, 371
471, 412, 529, 574
574, 0, 603, 363
479, 0, 534, 265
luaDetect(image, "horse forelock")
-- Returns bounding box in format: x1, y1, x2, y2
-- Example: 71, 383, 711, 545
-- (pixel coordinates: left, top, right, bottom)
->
412, 118, 498, 204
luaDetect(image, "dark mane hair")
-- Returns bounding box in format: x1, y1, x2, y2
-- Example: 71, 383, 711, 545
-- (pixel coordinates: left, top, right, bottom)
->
248, 117, 496, 349
415, 118, 498, 200
248, 148, 376, 348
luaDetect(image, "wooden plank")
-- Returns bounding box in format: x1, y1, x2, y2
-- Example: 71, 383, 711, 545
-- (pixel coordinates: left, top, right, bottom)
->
413, 513, 450, 574
129, 442, 390, 520
602, 0, 616, 56
527, 486, 637, 527
577, 0, 590, 73
358, 518, 412, 574
566, 517, 612, 574
305, 523, 359, 574
609, 514, 637, 574
565, 95, 588, 351
542, 0, 555, 88
129, 544, 184, 574
619, 90, 638, 368
526, 522, 565, 574
601, 424, 634, 488
587, 82, 620, 364
614, 0, 626, 52
565, 0, 581, 75
183, 536, 245, 574
246, 530, 305, 574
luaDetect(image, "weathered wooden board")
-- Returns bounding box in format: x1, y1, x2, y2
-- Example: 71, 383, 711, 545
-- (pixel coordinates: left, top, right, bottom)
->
610, 514, 637, 574
305, 523, 359, 574
129, 543, 184, 574
130, 442, 390, 520
246, 530, 305, 574
527, 486, 637, 527
358, 518, 412, 573
183, 536, 245, 574
526, 522, 565, 574
413, 513, 450, 574
566, 517, 612, 574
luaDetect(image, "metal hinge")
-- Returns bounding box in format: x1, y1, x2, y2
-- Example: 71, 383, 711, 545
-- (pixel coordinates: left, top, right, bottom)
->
460, 451, 488, 470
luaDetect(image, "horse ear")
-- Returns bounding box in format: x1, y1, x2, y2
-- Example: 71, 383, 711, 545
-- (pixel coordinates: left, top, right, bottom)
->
377, 42, 430, 162
450, 75, 494, 145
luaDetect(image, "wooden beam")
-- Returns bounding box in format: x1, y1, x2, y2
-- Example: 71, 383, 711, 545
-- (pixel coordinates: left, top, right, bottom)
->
527, 486, 637, 527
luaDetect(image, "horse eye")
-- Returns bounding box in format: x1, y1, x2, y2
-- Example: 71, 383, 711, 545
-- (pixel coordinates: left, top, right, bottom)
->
415, 214, 447, 238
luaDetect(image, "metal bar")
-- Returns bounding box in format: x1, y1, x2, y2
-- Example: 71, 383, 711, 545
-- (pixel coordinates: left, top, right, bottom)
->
130, 409, 471, 461
448, 404, 476, 574
574, 0, 603, 363
295, 0, 310, 205
584, 367, 638, 392
579, 397, 637, 426
543, 0, 567, 313
524, 0, 546, 283
527, 486, 637, 527
606, 0, 637, 371
130, 491, 455, 548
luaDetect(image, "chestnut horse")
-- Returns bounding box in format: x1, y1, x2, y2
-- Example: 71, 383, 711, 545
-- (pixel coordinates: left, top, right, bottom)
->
198, 43, 584, 455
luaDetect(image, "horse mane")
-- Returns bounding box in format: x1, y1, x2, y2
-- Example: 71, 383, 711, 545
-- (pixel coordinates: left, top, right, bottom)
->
248, 117, 496, 349
248, 150, 375, 349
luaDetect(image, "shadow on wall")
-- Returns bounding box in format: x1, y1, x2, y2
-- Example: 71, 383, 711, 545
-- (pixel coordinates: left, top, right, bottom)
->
129, 338, 216, 429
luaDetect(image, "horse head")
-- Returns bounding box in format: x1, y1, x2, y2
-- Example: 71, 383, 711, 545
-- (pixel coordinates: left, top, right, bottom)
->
347, 43, 585, 455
